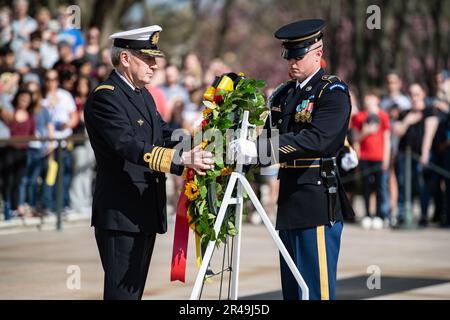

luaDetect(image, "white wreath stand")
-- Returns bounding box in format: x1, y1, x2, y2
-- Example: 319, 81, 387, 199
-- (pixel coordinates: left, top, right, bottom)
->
190, 111, 309, 300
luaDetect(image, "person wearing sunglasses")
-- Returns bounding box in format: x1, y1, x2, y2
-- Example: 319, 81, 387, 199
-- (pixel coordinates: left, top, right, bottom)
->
84, 25, 214, 300
231, 19, 355, 300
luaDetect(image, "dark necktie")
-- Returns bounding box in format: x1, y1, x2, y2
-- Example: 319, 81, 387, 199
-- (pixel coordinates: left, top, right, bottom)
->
294, 84, 302, 97
134, 87, 154, 126
134, 87, 145, 106
285, 85, 302, 114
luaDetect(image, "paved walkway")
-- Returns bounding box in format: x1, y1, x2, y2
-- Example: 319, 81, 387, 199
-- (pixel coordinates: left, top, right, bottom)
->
0, 218, 449, 300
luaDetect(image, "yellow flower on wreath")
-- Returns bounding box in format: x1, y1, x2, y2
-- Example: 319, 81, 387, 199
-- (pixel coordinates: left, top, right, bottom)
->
220, 167, 233, 176
184, 181, 200, 201
202, 106, 213, 118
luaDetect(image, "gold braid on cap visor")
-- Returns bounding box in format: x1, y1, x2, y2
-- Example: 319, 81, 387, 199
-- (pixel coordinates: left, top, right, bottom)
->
281, 31, 322, 43
140, 49, 165, 57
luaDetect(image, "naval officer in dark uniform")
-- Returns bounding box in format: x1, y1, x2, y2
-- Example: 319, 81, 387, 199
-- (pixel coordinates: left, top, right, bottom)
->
232, 19, 355, 300
84, 25, 213, 300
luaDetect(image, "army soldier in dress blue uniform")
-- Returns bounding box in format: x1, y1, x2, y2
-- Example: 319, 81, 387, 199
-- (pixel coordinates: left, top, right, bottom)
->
84, 25, 214, 300
232, 19, 355, 300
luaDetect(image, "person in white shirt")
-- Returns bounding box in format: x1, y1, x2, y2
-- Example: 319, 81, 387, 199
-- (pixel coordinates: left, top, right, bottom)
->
10, 0, 37, 53
41, 69, 78, 213
380, 72, 412, 111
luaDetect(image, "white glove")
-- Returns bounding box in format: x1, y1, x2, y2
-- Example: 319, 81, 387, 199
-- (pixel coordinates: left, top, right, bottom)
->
229, 138, 258, 165
341, 149, 359, 172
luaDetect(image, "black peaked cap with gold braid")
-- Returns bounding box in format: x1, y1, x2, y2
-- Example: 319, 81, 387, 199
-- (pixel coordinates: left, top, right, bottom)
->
275, 19, 325, 60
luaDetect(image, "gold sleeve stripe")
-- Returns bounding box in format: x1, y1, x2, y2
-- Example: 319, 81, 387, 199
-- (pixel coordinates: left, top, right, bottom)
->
284, 145, 294, 151
150, 147, 160, 170
148, 147, 158, 169
160, 148, 176, 173
143, 146, 176, 173
284, 145, 296, 152
158, 148, 168, 171
144, 147, 162, 171
94, 85, 114, 93
280, 146, 294, 154
152, 147, 164, 170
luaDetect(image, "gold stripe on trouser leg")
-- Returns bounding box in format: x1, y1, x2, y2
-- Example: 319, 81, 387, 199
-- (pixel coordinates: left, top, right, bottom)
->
316, 226, 330, 300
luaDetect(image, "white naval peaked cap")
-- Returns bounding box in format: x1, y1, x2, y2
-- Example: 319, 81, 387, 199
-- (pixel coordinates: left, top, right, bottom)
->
109, 25, 162, 40
109, 25, 164, 58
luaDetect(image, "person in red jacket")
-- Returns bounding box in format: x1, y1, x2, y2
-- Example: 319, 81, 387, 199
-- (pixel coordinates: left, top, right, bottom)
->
351, 88, 391, 229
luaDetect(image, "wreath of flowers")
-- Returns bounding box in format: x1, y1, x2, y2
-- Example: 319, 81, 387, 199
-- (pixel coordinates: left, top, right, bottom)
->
182, 73, 268, 245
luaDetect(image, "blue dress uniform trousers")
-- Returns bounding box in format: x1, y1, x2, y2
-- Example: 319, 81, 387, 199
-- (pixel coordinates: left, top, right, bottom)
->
279, 222, 343, 300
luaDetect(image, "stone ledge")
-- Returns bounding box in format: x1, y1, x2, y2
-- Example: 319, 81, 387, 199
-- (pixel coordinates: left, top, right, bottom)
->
0, 213, 91, 234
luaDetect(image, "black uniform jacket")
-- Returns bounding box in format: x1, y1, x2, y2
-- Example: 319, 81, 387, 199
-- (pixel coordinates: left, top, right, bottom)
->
260, 68, 355, 230
84, 71, 184, 234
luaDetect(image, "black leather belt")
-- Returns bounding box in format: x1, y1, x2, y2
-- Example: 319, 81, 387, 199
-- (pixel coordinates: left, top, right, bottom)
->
280, 158, 321, 169
280, 157, 338, 225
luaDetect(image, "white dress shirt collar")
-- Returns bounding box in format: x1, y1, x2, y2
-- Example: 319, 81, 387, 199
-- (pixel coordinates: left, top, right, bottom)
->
296, 67, 321, 89
115, 69, 136, 91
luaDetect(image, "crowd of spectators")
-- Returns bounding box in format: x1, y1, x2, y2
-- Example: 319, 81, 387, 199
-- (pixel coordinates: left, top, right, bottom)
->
346, 71, 450, 229
1, 0, 449, 231
0, 0, 233, 221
